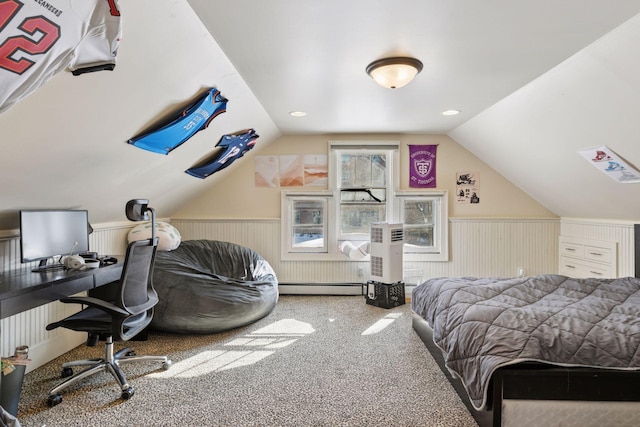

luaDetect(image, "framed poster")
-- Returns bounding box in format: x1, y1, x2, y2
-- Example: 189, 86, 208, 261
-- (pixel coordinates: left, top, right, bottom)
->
456, 172, 480, 204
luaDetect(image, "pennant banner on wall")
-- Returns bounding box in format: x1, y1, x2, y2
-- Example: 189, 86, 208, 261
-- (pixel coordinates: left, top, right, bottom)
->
409, 144, 437, 188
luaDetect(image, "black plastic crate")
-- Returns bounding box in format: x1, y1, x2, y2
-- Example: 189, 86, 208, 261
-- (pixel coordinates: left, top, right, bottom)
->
365, 281, 405, 309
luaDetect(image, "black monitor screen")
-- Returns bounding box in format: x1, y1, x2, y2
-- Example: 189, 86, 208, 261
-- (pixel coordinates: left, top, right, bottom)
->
20, 210, 90, 271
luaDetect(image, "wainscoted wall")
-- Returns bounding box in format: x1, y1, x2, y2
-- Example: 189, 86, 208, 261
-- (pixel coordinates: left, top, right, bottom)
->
2, 217, 634, 371
0, 223, 132, 371
171, 218, 562, 285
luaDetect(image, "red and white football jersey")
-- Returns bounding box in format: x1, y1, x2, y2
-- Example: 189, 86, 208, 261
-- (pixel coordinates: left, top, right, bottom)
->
0, 0, 122, 114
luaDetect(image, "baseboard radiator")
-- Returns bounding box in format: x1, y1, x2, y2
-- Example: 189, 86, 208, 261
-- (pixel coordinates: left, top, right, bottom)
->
279, 283, 363, 295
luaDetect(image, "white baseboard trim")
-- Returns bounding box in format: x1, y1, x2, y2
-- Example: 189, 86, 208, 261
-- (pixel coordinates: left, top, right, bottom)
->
26, 330, 85, 373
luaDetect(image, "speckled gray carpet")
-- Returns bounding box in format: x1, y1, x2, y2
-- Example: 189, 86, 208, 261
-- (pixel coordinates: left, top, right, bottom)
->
16, 296, 477, 427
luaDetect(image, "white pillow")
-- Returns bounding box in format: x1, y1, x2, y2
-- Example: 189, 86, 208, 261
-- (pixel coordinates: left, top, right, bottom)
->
127, 221, 181, 251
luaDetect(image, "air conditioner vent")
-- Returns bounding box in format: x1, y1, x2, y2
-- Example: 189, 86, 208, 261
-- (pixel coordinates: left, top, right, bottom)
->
371, 227, 383, 244
391, 228, 404, 242
371, 256, 383, 278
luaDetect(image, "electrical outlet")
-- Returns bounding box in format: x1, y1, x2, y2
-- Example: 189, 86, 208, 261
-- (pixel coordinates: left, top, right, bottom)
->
518, 268, 526, 278
358, 266, 364, 279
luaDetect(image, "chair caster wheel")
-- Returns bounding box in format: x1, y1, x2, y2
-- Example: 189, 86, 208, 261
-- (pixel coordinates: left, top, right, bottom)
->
61, 367, 73, 378
162, 360, 172, 370
121, 387, 135, 400
47, 394, 62, 407
125, 350, 136, 357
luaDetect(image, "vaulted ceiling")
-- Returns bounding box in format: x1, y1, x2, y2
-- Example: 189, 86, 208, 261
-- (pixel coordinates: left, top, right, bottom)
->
1, 0, 640, 232
190, 0, 640, 135
189, 0, 640, 220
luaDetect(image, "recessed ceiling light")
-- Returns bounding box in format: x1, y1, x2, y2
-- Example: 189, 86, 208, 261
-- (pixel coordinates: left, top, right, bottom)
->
442, 109, 460, 116
289, 111, 307, 117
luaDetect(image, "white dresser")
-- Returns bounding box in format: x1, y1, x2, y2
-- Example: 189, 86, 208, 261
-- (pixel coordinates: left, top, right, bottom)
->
558, 236, 617, 278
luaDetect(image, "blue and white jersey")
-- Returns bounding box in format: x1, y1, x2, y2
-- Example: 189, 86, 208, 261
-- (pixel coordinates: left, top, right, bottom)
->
186, 128, 259, 179
0, 0, 122, 114
128, 88, 229, 155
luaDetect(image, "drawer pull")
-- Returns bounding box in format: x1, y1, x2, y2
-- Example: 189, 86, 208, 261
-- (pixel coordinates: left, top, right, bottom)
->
588, 252, 603, 256
590, 271, 603, 276
564, 248, 576, 252
565, 264, 576, 269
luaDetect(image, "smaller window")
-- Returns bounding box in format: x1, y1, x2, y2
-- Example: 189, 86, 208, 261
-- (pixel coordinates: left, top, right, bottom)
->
396, 191, 448, 262
403, 200, 435, 248
291, 199, 326, 251
281, 191, 333, 260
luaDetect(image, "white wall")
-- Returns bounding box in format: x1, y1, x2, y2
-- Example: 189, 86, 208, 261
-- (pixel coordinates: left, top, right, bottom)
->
449, 13, 640, 221
174, 133, 557, 220
0, 0, 281, 231
172, 218, 561, 284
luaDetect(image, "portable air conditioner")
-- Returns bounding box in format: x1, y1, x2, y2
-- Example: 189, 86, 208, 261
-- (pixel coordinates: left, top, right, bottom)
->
369, 222, 403, 284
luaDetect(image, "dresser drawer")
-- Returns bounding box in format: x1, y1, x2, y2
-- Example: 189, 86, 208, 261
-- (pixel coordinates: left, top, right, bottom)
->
559, 256, 612, 278
558, 236, 617, 279
583, 245, 613, 264
559, 241, 584, 258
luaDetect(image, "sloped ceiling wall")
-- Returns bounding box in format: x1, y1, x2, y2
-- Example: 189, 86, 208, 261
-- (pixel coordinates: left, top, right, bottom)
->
449, 14, 640, 221
2, 1, 640, 233
0, 0, 280, 231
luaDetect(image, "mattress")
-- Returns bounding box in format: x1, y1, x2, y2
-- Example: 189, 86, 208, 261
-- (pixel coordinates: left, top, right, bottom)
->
411, 274, 640, 410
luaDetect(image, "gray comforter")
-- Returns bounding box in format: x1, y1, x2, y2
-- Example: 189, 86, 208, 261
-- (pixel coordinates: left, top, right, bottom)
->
411, 274, 640, 410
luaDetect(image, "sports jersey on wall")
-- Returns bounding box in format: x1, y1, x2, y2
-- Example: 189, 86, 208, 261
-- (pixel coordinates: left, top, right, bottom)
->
128, 88, 229, 155
186, 128, 259, 179
0, 0, 122, 114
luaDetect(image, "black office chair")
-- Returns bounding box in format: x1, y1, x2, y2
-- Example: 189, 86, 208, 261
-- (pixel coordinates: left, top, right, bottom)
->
45, 199, 172, 407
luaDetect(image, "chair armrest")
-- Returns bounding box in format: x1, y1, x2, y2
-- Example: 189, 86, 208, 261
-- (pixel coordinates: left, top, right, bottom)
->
59, 296, 129, 317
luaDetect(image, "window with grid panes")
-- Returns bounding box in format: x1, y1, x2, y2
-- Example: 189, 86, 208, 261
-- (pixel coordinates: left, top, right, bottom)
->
281, 142, 448, 262
397, 191, 448, 261
335, 148, 395, 242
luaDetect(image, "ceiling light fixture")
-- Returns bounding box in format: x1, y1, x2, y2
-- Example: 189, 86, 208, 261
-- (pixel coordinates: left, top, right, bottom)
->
289, 111, 307, 117
442, 109, 460, 116
366, 57, 423, 89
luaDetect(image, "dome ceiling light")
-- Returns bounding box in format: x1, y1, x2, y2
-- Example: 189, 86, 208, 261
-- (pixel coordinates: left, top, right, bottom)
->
366, 57, 423, 89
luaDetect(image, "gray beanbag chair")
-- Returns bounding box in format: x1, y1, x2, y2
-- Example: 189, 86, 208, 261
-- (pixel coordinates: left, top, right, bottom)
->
151, 239, 278, 334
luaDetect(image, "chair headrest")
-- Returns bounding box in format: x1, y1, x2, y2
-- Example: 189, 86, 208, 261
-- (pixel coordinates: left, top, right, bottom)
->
126, 199, 150, 222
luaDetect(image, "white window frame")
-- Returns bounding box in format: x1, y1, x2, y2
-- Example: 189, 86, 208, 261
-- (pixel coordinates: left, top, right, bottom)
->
330, 141, 399, 245
280, 141, 448, 263
281, 191, 337, 261
396, 190, 449, 261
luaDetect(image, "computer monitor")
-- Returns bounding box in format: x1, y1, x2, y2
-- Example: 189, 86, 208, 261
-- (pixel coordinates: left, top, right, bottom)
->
20, 210, 90, 272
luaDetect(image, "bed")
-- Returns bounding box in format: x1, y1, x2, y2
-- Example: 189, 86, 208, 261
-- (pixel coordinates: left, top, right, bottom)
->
411, 274, 640, 427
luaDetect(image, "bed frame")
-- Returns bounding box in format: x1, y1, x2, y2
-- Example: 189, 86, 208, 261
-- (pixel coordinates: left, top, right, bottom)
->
412, 313, 640, 427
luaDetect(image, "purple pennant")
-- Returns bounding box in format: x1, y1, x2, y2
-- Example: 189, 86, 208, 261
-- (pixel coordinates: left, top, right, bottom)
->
409, 144, 437, 188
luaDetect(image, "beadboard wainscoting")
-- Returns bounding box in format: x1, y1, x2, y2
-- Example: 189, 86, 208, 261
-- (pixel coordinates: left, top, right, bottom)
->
171, 218, 562, 292
3, 216, 636, 372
